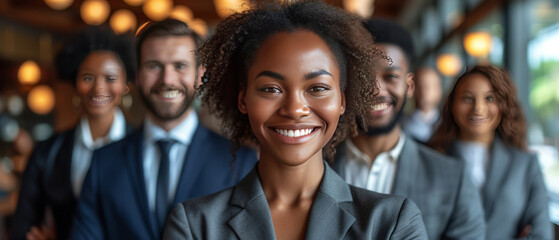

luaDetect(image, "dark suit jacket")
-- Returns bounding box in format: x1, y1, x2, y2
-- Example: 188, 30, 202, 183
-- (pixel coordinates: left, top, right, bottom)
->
447, 136, 553, 240
333, 137, 486, 240
71, 123, 258, 240
12, 124, 133, 240
163, 163, 428, 240
12, 129, 77, 240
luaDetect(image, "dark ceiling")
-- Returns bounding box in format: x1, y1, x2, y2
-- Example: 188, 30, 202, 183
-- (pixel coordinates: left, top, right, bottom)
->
0, 0, 409, 35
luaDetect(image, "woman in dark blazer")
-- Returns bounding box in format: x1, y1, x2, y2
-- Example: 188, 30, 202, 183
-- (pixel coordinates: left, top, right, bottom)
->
163, 2, 428, 239
430, 65, 553, 239
12, 28, 135, 240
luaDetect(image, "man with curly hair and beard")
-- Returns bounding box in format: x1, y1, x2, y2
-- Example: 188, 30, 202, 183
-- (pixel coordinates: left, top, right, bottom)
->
71, 19, 257, 240
331, 19, 486, 239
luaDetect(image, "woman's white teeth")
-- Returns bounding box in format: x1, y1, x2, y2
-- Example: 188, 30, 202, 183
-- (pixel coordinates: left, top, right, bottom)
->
91, 96, 110, 102
371, 102, 389, 111
275, 128, 313, 137
161, 90, 179, 99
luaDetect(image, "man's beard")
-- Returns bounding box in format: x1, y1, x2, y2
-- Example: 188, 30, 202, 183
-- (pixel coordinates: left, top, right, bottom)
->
140, 85, 195, 121
359, 95, 407, 136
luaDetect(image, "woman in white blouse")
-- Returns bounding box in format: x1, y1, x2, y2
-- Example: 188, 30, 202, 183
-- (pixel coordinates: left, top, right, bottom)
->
429, 65, 553, 239
12, 27, 135, 240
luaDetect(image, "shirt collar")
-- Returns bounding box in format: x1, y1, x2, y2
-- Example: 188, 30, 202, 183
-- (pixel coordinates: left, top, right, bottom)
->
143, 113, 198, 146
78, 108, 127, 150
345, 131, 406, 165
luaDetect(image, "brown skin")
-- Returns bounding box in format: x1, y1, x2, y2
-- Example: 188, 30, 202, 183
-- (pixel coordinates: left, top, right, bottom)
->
452, 73, 501, 147
76, 51, 129, 140
238, 30, 345, 240
414, 67, 442, 114
351, 43, 414, 161
137, 36, 205, 132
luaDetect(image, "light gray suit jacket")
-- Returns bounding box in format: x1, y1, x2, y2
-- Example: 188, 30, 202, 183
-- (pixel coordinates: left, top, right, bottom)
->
333, 137, 486, 240
447, 136, 553, 240
163, 163, 428, 239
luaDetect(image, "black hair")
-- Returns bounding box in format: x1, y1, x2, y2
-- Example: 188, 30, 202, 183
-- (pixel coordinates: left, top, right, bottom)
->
55, 27, 136, 84
363, 18, 415, 65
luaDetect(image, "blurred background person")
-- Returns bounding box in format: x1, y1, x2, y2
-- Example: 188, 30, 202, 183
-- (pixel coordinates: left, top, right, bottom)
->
402, 66, 442, 144
429, 65, 553, 239
12, 27, 135, 240
0, 128, 34, 239
332, 18, 484, 239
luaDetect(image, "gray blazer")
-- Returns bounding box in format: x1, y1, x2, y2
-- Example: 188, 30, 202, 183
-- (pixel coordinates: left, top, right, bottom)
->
333, 137, 486, 240
163, 163, 428, 239
447, 136, 553, 240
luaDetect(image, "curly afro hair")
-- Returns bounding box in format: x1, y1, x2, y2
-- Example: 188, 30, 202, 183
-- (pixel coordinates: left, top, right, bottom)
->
199, 0, 385, 162
55, 27, 136, 85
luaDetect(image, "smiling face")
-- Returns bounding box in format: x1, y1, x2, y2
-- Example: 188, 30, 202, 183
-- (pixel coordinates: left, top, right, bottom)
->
364, 43, 414, 135
76, 51, 128, 119
452, 73, 502, 144
137, 35, 202, 125
238, 30, 346, 166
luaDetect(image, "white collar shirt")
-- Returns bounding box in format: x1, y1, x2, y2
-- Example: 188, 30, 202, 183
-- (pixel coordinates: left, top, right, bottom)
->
72, 108, 127, 197
143, 113, 198, 211
455, 140, 489, 192
342, 132, 406, 194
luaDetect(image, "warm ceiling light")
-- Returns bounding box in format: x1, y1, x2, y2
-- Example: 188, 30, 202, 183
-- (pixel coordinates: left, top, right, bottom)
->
44, 0, 74, 10
170, 5, 193, 23
143, 0, 173, 21
110, 9, 137, 34
28, 85, 55, 115
436, 54, 463, 77
123, 0, 145, 7
213, 0, 250, 19
80, 0, 111, 25
189, 18, 208, 37
18, 60, 41, 85
464, 31, 492, 57
343, 0, 375, 18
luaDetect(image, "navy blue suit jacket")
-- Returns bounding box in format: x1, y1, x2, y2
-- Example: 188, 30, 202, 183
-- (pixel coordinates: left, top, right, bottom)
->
70, 123, 258, 240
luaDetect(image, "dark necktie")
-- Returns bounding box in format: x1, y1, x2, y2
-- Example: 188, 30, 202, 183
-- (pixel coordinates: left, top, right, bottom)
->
155, 139, 175, 232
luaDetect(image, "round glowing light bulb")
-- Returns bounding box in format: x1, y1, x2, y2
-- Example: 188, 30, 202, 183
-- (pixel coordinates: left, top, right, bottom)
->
436, 54, 463, 77
143, 0, 173, 21
18, 60, 41, 85
28, 85, 56, 115
110, 9, 137, 34
80, 0, 111, 25
464, 31, 492, 57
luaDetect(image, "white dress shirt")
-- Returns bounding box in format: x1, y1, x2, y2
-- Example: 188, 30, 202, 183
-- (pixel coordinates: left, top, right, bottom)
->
455, 141, 489, 191
342, 133, 406, 194
143, 113, 198, 211
403, 109, 439, 142
71, 108, 127, 197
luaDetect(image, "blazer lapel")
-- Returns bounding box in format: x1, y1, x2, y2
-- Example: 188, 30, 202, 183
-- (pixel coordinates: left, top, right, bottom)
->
173, 124, 206, 204
227, 169, 276, 239
482, 136, 512, 219
305, 164, 356, 239
123, 129, 159, 239
392, 138, 418, 196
